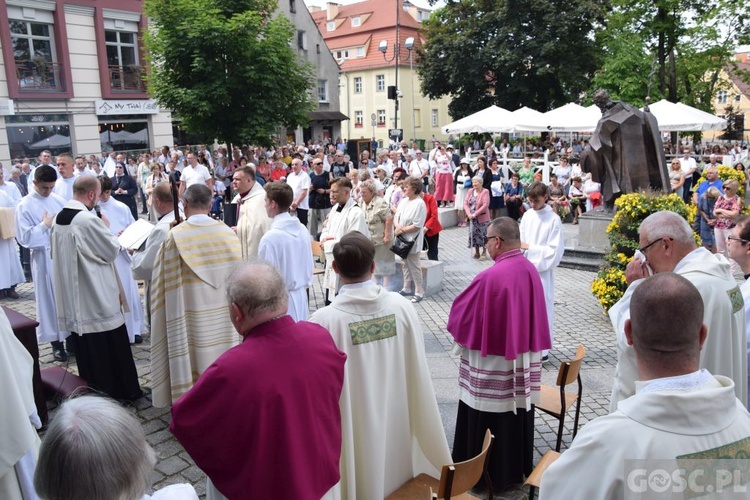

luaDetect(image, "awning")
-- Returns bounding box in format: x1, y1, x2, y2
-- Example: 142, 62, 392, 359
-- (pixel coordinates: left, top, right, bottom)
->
308, 111, 349, 121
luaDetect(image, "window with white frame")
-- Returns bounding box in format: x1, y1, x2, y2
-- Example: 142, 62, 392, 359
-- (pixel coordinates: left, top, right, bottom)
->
327, 21, 335, 31
717, 90, 728, 104
317, 79, 328, 102
356, 46, 365, 57
431, 109, 438, 126
376, 74, 385, 92
103, 11, 144, 93
355, 110, 363, 127
351, 16, 361, 27
354, 77, 362, 94
735, 94, 742, 103
336, 49, 349, 60
377, 109, 386, 125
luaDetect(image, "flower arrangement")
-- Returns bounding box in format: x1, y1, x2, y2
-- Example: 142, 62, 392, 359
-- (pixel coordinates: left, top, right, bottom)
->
591, 191, 694, 311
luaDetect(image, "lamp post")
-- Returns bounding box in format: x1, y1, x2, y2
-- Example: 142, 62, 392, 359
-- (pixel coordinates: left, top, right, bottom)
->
379, 0, 414, 144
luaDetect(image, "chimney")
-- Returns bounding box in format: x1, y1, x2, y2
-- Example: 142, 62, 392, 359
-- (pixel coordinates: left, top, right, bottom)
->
326, 2, 339, 20
309, 5, 321, 12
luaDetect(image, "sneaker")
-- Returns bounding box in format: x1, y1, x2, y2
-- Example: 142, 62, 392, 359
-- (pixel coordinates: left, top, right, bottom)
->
411, 295, 423, 303
53, 347, 68, 362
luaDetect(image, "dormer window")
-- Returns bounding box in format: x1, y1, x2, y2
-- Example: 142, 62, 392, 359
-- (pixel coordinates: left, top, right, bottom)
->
327, 21, 335, 31
351, 16, 361, 27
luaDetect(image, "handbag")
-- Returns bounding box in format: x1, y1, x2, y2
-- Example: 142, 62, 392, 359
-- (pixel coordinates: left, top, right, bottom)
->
463, 179, 472, 188
390, 234, 416, 259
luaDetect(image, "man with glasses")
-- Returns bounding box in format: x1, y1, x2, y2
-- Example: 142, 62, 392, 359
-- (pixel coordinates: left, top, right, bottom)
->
728, 216, 750, 404
448, 217, 550, 491
692, 165, 723, 206
609, 210, 746, 411
409, 150, 430, 192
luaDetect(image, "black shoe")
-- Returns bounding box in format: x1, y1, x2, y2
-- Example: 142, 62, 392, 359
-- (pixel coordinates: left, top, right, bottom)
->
398, 289, 414, 297
53, 347, 68, 362
65, 340, 76, 356
411, 295, 423, 303
542, 354, 549, 362
7, 289, 19, 299
133, 334, 143, 344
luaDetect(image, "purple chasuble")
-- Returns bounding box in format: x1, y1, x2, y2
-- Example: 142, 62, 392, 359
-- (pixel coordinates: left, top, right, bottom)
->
447, 249, 551, 358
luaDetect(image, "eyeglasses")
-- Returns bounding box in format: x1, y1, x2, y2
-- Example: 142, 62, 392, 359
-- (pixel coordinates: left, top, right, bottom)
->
638, 237, 672, 253
487, 235, 504, 244
727, 235, 750, 244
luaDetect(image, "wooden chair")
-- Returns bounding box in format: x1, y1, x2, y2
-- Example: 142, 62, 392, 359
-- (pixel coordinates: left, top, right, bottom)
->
310, 240, 326, 276
537, 344, 586, 452
524, 450, 561, 500
387, 429, 494, 500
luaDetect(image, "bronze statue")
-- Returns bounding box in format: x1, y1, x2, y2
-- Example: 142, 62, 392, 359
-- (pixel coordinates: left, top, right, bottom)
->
581, 89, 669, 209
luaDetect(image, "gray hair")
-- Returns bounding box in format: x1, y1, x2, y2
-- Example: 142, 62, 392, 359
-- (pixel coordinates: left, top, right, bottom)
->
638, 211, 696, 248
183, 183, 212, 208
35, 395, 155, 500
226, 262, 288, 320
360, 180, 378, 196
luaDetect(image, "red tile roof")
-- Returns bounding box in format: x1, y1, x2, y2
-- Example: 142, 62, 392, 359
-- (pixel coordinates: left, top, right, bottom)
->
310, 0, 424, 72
730, 62, 750, 100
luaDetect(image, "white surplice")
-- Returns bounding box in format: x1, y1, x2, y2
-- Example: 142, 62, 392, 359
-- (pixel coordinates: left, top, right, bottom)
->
52, 176, 74, 201
257, 213, 313, 321
519, 205, 564, 349
309, 283, 451, 499
0, 191, 24, 291
0, 182, 22, 205
609, 248, 747, 411
540, 372, 750, 500
131, 211, 177, 282
319, 197, 369, 296
99, 197, 144, 342
14, 191, 68, 343
742, 279, 750, 405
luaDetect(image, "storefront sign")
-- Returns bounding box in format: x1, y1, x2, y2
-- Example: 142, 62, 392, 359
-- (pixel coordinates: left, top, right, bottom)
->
95, 99, 159, 116
0, 99, 15, 116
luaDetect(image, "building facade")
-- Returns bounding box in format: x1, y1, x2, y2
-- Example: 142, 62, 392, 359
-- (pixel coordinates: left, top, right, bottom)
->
704, 50, 749, 143
0, 0, 173, 170
310, 0, 450, 148
277, 0, 347, 145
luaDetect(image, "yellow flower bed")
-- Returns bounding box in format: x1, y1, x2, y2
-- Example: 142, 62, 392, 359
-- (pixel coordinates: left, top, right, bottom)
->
591, 190, 694, 312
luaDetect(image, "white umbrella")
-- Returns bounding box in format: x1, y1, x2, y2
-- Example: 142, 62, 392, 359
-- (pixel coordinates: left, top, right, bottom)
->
515, 103, 600, 132
30, 134, 71, 149
643, 99, 726, 132
674, 102, 726, 131
510, 106, 545, 126
441, 105, 516, 134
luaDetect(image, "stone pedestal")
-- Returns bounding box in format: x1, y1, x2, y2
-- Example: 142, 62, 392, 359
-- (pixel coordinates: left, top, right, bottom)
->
577, 210, 613, 252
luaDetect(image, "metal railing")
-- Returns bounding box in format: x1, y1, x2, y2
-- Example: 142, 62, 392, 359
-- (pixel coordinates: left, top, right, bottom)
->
108, 65, 146, 92
15, 59, 64, 92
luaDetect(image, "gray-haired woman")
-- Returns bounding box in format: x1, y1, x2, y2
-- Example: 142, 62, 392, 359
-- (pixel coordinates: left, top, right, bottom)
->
360, 180, 395, 288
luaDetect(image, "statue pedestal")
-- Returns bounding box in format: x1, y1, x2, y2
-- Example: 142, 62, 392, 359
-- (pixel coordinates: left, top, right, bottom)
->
577, 210, 613, 252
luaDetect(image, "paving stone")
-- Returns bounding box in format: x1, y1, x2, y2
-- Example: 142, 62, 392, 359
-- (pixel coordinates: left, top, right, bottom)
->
16, 219, 618, 494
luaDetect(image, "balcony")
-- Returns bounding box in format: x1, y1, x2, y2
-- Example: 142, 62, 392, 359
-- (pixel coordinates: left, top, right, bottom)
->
15, 59, 64, 92
109, 64, 146, 93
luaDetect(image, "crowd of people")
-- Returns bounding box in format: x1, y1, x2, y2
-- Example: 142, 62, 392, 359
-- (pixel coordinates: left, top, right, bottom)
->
1, 136, 750, 499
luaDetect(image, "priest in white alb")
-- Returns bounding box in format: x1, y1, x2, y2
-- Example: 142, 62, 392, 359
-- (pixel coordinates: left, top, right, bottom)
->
257, 182, 313, 321
14, 165, 69, 360
319, 178, 369, 305
609, 211, 747, 411
97, 176, 144, 344
0, 165, 23, 300
309, 232, 451, 498
540, 273, 750, 499
519, 181, 564, 357
150, 184, 242, 408
231, 165, 271, 260
52, 153, 75, 201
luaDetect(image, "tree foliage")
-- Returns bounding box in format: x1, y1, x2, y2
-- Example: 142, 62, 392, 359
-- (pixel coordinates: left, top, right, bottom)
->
416, 0, 607, 119
143, 0, 316, 146
588, 0, 750, 110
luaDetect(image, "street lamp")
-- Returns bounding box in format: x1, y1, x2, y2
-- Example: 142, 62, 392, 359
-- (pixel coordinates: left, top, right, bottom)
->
379, 0, 414, 144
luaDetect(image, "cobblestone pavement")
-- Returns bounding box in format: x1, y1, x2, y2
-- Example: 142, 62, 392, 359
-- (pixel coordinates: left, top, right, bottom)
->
5, 217, 614, 499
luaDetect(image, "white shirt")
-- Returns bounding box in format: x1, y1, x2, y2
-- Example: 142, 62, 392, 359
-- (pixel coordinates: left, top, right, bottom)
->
182, 164, 212, 188
287, 170, 311, 210
680, 156, 698, 176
